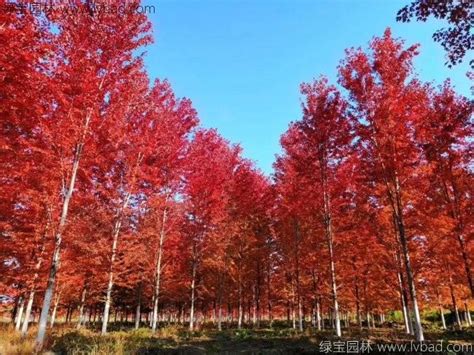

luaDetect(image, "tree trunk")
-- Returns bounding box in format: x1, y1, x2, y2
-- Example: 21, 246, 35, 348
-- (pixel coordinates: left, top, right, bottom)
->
255, 267, 261, 328
49, 294, 60, 329
393, 177, 424, 341
311, 270, 321, 331
465, 302, 472, 326
443, 173, 474, 297
286, 299, 290, 325
101, 189, 133, 335
292, 221, 303, 332
152, 207, 167, 332
77, 286, 87, 329
182, 304, 186, 324
189, 257, 197, 331
65, 305, 71, 324
35, 110, 92, 350
247, 299, 251, 327
101, 224, 119, 334
238, 282, 243, 329
398, 271, 411, 334
327, 231, 341, 337
291, 295, 296, 329
237, 250, 243, 329
434, 290, 446, 330
21, 290, 35, 336
393, 242, 412, 335
50, 291, 61, 329
12, 297, 19, 324
252, 287, 257, 326
449, 279, 462, 329
15, 296, 25, 331
355, 282, 362, 329
88, 306, 92, 324
320, 153, 341, 337
67, 305, 74, 323
439, 307, 446, 330
135, 283, 142, 329
316, 298, 322, 331
321, 305, 325, 329
217, 298, 223, 331
216, 272, 225, 331
298, 296, 303, 331
372, 125, 423, 342
267, 263, 273, 328
456, 234, 473, 297
22, 210, 51, 336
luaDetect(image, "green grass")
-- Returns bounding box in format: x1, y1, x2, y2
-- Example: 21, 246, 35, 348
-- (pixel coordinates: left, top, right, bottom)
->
1, 322, 473, 354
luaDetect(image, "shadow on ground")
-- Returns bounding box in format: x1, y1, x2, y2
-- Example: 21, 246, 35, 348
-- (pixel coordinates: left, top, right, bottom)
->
48, 327, 474, 354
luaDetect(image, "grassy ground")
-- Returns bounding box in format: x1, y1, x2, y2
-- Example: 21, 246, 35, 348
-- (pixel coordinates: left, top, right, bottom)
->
1, 322, 473, 354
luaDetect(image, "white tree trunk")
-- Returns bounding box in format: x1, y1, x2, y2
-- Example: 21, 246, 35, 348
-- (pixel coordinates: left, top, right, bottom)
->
398, 271, 411, 335
217, 300, 223, 331
50, 291, 61, 329
327, 234, 341, 337
298, 296, 303, 331
15, 296, 25, 331
291, 297, 296, 329
21, 290, 35, 336
101, 227, 119, 335
238, 284, 243, 329
237, 253, 243, 329
293, 221, 303, 332
440, 306, 446, 330
451, 287, 462, 329
372, 130, 423, 341
101, 190, 132, 335
22, 211, 50, 336
392, 177, 423, 342
465, 302, 472, 326
189, 258, 197, 331
443, 175, 474, 296
135, 284, 142, 330
35, 112, 91, 349
152, 207, 167, 332
77, 287, 87, 329
320, 154, 341, 337
316, 298, 322, 331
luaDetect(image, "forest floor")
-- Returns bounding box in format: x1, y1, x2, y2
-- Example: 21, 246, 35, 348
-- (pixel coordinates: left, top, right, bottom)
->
1, 322, 473, 354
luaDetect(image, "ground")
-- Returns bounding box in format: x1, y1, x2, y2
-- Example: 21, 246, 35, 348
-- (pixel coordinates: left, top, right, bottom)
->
1, 322, 473, 354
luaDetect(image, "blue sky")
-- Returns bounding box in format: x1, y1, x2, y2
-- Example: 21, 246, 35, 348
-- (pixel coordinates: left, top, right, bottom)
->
143, 0, 471, 176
